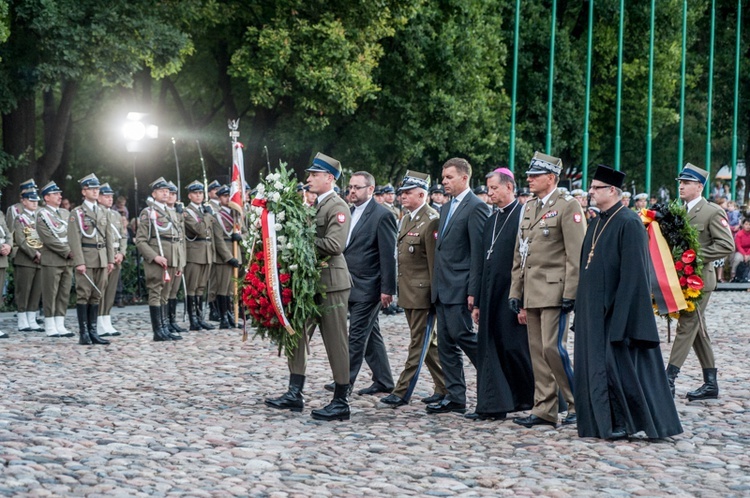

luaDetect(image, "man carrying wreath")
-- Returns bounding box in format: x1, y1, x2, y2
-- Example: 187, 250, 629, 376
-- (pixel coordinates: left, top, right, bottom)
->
265, 152, 353, 421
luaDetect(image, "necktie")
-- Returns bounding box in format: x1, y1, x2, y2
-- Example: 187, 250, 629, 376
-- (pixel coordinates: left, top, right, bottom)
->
535, 199, 543, 217
441, 199, 458, 236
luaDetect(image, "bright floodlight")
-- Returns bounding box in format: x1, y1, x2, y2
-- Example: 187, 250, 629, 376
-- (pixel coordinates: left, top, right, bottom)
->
146, 124, 159, 139
122, 121, 146, 141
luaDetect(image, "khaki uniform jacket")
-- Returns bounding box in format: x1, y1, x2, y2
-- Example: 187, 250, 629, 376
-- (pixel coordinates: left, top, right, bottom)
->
168, 206, 186, 271
211, 207, 236, 264
397, 204, 439, 309
689, 198, 735, 292
69, 203, 114, 269
385, 203, 400, 220
135, 203, 183, 267
13, 210, 41, 268
0, 214, 12, 269
315, 192, 351, 293
36, 206, 73, 267
5, 203, 23, 235
184, 203, 214, 265
510, 190, 586, 308
105, 207, 128, 259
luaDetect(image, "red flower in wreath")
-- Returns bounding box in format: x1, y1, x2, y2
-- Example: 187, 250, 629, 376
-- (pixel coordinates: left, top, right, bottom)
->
687, 275, 704, 290
679, 276, 688, 287
683, 265, 694, 276
674, 261, 684, 271
681, 249, 696, 264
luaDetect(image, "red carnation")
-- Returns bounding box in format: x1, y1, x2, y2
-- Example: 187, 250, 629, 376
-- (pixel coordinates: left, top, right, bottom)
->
255, 251, 264, 261
683, 265, 694, 276
674, 261, 684, 271
250, 263, 261, 274
282, 295, 292, 305
259, 297, 269, 308
279, 273, 291, 285
681, 249, 696, 264
679, 276, 687, 287
282, 288, 293, 299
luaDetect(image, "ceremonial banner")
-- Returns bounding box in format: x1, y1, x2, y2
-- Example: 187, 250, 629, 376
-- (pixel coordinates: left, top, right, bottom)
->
228, 142, 246, 217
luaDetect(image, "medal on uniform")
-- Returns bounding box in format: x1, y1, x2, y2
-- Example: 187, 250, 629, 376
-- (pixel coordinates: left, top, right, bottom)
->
409, 245, 414, 253
540, 220, 549, 237
519, 237, 529, 268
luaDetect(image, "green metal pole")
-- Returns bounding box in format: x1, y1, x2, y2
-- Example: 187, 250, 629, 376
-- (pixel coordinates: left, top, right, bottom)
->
645, 0, 656, 195
677, 0, 688, 183
614, 0, 625, 171
730, 0, 742, 201
509, 0, 521, 172
545, 0, 557, 155
582, 0, 594, 189
704, 0, 716, 198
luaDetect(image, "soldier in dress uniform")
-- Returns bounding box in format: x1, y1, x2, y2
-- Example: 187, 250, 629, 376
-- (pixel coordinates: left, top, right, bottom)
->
165, 181, 188, 334
265, 152, 353, 421
96, 183, 127, 336
6, 179, 38, 230
68, 174, 114, 345
0, 191, 12, 339
382, 184, 400, 220
516, 187, 532, 205
36, 181, 74, 338
210, 185, 242, 329
633, 193, 649, 211
135, 178, 184, 341
12, 189, 44, 332
206, 179, 222, 321
509, 152, 586, 428
620, 191, 631, 207
429, 184, 446, 211
183, 181, 215, 331
380, 171, 446, 408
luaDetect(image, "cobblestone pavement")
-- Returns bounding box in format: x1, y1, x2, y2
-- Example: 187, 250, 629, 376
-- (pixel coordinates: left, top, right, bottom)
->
1, 292, 749, 497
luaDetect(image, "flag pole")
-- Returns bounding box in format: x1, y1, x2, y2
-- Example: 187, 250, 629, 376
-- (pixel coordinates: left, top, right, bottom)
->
228, 119, 242, 329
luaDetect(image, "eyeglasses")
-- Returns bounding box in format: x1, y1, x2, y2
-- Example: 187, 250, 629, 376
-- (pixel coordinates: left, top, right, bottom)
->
348, 185, 369, 191
589, 184, 611, 190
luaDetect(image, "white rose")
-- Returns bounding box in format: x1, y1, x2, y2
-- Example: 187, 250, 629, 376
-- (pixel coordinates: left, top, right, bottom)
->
286, 243, 293, 250
277, 211, 286, 222
270, 192, 281, 202
256, 184, 266, 195
275, 223, 283, 231
289, 264, 298, 271
274, 181, 284, 190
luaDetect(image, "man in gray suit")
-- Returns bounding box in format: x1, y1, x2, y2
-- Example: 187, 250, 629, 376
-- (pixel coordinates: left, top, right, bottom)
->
427, 157, 489, 414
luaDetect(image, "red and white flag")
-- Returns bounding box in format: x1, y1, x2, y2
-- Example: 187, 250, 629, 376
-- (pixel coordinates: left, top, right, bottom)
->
228, 142, 246, 217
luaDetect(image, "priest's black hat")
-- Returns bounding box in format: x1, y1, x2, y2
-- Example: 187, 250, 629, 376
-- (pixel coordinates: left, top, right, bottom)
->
592, 164, 625, 189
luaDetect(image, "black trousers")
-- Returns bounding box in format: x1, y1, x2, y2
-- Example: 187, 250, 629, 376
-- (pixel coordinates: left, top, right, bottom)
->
347, 300, 394, 390
435, 301, 478, 405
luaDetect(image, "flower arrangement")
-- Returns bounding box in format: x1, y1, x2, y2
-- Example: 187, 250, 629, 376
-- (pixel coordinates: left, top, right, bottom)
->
242, 162, 321, 357
643, 201, 704, 317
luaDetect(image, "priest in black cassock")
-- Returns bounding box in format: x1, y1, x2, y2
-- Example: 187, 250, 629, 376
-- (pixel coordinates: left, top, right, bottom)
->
469, 168, 534, 420
574, 165, 682, 440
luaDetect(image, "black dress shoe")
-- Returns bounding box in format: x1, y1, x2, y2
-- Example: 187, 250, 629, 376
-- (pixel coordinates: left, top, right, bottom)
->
357, 384, 391, 396
464, 411, 506, 421
608, 428, 628, 440
420, 393, 445, 404
562, 413, 577, 425
426, 399, 466, 414
513, 414, 557, 428
380, 394, 407, 408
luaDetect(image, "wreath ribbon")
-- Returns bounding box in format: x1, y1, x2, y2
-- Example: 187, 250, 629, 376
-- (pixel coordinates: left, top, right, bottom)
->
252, 197, 295, 335
640, 209, 688, 314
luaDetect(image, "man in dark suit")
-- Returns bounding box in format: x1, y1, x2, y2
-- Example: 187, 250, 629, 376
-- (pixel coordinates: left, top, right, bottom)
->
427, 157, 489, 414
343, 171, 397, 394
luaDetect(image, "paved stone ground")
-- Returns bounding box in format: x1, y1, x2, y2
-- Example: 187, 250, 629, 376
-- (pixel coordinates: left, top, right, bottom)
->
1, 292, 749, 497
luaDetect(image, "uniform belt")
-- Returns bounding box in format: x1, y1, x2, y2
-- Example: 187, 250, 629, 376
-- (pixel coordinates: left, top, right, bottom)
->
82, 243, 105, 249
158, 236, 182, 242
223, 238, 233, 243
193, 237, 211, 241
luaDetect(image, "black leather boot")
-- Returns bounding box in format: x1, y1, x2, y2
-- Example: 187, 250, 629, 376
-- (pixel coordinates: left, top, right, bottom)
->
686, 368, 719, 401
218, 296, 231, 329
666, 364, 680, 398
265, 374, 306, 412
187, 296, 201, 331
168, 298, 188, 332
150, 305, 172, 341
311, 383, 351, 421
87, 304, 110, 345
76, 304, 92, 345
196, 296, 214, 330
209, 299, 220, 321
161, 304, 182, 340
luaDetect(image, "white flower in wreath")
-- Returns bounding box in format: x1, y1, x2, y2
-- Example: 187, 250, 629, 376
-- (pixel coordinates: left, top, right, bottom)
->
274, 223, 283, 231
273, 181, 284, 191
270, 192, 281, 202
289, 264, 298, 271
277, 235, 287, 244
286, 243, 293, 250
256, 183, 266, 196
277, 211, 286, 222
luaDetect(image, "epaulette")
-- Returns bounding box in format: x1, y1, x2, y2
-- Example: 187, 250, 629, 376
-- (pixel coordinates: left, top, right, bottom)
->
428, 213, 438, 220
562, 194, 574, 202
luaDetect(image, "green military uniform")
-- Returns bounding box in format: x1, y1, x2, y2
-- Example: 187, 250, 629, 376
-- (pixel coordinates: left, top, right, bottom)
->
510, 152, 586, 425
205, 180, 222, 319
183, 180, 215, 330
667, 164, 735, 401
135, 177, 184, 341
36, 181, 74, 337
211, 186, 241, 329
13, 192, 44, 332
165, 182, 188, 333
68, 174, 114, 345
97, 183, 127, 336
391, 197, 445, 402
0, 199, 12, 338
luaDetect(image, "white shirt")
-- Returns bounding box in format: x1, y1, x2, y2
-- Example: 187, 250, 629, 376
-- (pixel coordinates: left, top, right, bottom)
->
686, 196, 702, 213
316, 189, 335, 204
347, 197, 372, 246
84, 200, 97, 212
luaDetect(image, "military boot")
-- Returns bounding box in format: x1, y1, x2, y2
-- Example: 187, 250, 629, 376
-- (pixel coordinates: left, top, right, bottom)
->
168, 298, 188, 333
87, 304, 110, 345
218, 295, 231, 329
187, 296, 201, 331
265, 374, 306, 412
686, 368, 719, 401
196, 296, 215, 330
311, 383, 351, 421
150, 305, 173, 342
161, 304, 182, 340
76, 304, 92, 345
208, 300, 220, 321
666, 364, 680, 398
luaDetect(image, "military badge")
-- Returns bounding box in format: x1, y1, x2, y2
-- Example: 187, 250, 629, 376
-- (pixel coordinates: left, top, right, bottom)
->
574, 213, 582, 223
336, 213, 346, 223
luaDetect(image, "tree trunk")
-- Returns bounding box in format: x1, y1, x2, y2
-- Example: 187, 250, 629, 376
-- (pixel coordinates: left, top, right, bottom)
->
38, 80, 78, 186
2, 95, 37, 199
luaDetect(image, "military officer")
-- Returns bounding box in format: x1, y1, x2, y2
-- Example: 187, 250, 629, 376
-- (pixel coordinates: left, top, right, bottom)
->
429, 183, 446, 211
183, 181, 215, 331
0, 191, 12, 338
6, 179, 38, 230
206, 179, 222, 321
382, 184, 400, 220
509, 152, 586, 428
666, 164, 735, 401
12, 189, 44, 332
211, 185, 242, 329
265, 152, 353, 421
68, 174, 114, 345
36, 181, 74, 337
96, 183, 127, 336
135, 177, 184, 341
165, 181, 188, 334
380, 171, 446, 408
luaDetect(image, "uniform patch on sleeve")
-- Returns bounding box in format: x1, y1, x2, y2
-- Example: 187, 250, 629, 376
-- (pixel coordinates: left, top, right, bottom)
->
574, 213, 582, 223
720, 218, 728, 227
336, 213, 346, 224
